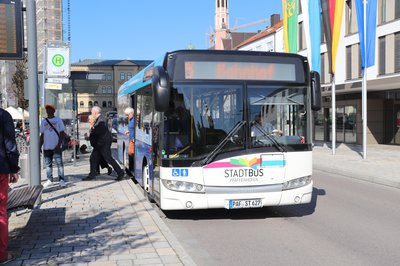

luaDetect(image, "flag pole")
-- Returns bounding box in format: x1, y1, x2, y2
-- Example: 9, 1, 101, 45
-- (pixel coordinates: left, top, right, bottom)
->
362, 0, 367, 159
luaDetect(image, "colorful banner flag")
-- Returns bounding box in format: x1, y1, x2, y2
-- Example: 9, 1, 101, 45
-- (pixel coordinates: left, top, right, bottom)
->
321, 0, 344, 75
321, 0, 333, 74
355, 0, 377, 69
331, 0, 344, 74
309, 0, 322, 74
282, 0, 298, 53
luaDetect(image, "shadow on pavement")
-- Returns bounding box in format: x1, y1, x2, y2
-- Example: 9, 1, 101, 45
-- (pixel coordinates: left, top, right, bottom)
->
8, 203, 157, 265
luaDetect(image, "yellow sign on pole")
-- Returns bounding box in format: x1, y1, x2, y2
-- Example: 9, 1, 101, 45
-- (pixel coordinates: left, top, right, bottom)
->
45, 83, 62, 90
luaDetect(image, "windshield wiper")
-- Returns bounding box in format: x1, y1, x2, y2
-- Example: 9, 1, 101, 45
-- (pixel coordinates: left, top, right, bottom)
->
252, 123, 286, 152
192, 121, 246, 167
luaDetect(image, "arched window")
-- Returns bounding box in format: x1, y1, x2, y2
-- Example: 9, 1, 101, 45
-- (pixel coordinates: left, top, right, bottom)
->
80, 101, 84, 107
89, 101, 93, 108
94, 101, 98, 106
102, 101, 107, 107
108, 101, 112, 107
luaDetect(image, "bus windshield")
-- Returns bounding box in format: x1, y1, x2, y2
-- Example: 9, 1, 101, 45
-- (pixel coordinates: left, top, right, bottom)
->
162, 83, 309, 161
248, 85, 307, 149
163, 84, 244, 159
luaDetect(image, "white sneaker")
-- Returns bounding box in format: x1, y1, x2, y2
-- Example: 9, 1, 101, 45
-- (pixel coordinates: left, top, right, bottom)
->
43, 180, 53, 188
59, 179, 66, 187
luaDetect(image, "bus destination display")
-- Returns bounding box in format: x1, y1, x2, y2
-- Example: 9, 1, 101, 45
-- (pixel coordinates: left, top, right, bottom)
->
185, 61, 296, 81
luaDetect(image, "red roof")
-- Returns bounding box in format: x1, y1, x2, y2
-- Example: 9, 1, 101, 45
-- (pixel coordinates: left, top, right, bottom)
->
235, 20, 283, 49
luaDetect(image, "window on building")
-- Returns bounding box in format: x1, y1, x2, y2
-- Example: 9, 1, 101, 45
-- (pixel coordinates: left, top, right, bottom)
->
107, 73, 112, 81
102, 74, 106, 80
102, 86, 107, 94
94, 101, 98, 106
357, 43, 362, 78
379, 36, 386, 75
395, 32, 400, 73
299, 22, 304, 51
102, 101, 107, 108
378, 0, 387, 24
80, 101, 84, 107
298, 1, 302, 14
107, 86, 112, 94
345, 0, 354, 35
120, 72, 125, 80
89, 101, 93, 108
108, 101, 112, 107
396, 0, 400, 19
321, 53, 326, 84
127, 72, 132, 80
346, 46, 352, 80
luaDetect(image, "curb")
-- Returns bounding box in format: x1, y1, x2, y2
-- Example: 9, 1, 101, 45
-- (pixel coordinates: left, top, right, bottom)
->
313, 165, 400, 189
125, 180, 197, 266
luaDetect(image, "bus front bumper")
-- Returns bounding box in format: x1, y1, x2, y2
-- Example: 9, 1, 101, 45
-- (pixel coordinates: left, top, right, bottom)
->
160, 181, 313, 210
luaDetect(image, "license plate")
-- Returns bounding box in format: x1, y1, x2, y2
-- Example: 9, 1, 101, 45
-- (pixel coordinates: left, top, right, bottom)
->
228, 199, 262, 209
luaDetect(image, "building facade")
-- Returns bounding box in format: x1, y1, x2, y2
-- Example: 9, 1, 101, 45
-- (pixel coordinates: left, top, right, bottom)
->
233, 0, 400, 146
36, 0, 64, 71
0, 0, 64, 108
71, 59, 152, 115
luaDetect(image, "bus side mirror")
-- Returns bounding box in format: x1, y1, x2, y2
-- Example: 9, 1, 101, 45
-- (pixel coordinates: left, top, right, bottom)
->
152, 66, 170, 112
311, 71, 322, 111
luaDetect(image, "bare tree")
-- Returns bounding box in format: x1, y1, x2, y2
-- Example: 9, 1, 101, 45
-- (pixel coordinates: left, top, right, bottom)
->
12, 57, 28, 109
11, 57, 28, 130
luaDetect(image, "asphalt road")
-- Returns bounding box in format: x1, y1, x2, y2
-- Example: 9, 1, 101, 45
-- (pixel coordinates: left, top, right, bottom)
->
154, 170, 400, 266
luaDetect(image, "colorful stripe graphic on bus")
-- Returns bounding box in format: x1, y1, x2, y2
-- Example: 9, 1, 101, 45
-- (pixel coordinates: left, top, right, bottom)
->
203, 157, 286, 169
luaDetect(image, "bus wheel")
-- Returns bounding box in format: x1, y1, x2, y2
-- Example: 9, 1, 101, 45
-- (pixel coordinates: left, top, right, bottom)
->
143, 165, 149, 192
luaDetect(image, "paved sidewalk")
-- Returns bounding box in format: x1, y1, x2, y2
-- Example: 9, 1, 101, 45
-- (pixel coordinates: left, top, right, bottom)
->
313, 142, 400, 189
8, 153, 195, 266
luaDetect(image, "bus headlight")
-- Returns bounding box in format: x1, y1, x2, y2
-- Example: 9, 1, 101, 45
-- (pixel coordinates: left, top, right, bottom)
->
162, 179, 205, 193
282, 176, 312, 190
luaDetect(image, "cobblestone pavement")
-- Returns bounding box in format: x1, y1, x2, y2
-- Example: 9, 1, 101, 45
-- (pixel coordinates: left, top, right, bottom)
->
8, 152, 195, 266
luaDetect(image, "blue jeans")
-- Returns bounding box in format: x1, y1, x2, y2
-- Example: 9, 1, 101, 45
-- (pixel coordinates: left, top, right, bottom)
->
44, 150, 64, 182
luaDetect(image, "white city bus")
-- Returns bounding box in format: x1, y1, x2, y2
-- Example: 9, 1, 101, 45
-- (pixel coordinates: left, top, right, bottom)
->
117, 50, 321, 210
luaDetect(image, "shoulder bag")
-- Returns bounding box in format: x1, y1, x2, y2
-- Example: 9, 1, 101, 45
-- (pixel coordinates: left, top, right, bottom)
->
45, 118, 71, 151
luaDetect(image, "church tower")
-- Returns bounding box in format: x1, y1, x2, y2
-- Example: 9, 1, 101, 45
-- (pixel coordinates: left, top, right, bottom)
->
214, 0, 229, 49
215, 0, 229, 31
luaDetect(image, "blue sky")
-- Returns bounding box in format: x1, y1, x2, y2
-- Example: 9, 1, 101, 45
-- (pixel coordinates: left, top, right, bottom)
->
70, 0, 282, 63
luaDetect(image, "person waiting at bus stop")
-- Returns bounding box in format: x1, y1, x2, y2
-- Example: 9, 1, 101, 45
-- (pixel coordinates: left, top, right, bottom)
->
88, 115, 112, 176
40, 104, 66, 188
0, 107, 20, 264
124, 107, 135, 158
83, 106, 126, 181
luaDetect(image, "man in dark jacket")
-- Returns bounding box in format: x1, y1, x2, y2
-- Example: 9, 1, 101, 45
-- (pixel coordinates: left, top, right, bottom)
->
0, 108, 20, 263
83, 106, 126, 181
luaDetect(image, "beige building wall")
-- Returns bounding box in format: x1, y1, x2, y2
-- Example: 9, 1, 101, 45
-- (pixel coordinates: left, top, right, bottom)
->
72, 61, 148, 115
385, 34, 395, 74
365, 99, 385, 144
